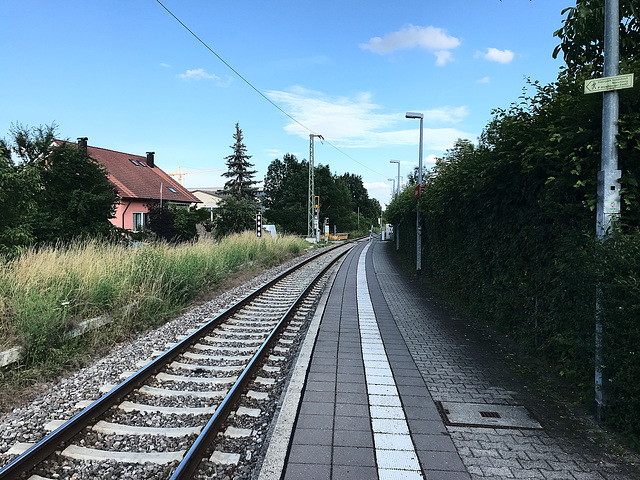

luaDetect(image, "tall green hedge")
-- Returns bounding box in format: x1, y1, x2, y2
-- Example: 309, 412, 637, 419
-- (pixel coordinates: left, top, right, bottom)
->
386, 62, 640, 443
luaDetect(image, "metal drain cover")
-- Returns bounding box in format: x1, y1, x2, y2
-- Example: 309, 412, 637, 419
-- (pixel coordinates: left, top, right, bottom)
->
437, 401, 542, 430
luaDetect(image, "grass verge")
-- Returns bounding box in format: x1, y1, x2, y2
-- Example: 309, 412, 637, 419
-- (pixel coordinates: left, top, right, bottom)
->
0, 232, 309, 411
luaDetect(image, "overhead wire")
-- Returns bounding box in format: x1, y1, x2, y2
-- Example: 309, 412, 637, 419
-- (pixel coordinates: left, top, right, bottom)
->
154, 0, 388, 179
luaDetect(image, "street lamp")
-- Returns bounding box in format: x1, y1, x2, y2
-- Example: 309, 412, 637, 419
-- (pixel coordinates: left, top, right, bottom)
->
406, 111, 424, 274
387, 178, 396, 197
390, 160, 400, 198
389, 165, 401, 251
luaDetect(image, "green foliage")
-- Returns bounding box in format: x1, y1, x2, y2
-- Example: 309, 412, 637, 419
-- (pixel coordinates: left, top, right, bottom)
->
213, 196, 258, 239
263, 154, 380, 234
173, 205, 210, 241
0, 234, 308, 371
595, 232, 640, 439
145, 202, 209, 243
0, 139, 36, 257
386, 18, 640, 440
315, 164, 354, 232
263, 154, 308, 234
1, 123, 118, 250
146, 202, 177, 241
339, 172, 381, 221
222, 123, 258, 201
553, 0, 640, 75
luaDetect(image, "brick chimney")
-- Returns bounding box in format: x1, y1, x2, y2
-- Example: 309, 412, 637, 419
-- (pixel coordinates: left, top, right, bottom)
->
77, 137, 88, 153
146, 151, 155, 168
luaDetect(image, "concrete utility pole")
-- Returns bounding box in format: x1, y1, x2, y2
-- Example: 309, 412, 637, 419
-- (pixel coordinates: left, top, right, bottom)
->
595, 0, 621, 421
308, 134, 324, 239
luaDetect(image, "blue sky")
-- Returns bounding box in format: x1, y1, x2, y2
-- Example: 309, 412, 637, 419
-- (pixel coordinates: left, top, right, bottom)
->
1, 0, 569, 207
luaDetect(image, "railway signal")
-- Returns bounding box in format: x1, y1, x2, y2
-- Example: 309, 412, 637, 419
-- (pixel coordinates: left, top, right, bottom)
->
256, 211, 262, 238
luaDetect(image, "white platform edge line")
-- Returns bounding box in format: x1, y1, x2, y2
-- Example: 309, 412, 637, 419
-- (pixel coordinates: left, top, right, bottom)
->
357, 244, 425, 480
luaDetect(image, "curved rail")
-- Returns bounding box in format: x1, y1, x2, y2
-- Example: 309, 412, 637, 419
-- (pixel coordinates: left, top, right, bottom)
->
0, 242, 352, 479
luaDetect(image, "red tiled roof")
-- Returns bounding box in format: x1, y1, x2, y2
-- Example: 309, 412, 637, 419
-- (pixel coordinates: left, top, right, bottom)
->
59, 141, 200, 204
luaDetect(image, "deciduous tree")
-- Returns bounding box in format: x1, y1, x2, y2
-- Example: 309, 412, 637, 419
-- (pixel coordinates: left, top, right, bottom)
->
8, 123, 117, 245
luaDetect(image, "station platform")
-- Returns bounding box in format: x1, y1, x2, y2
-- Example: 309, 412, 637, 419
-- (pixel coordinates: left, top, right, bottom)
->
258, 240, 468, 480
257, 239, 640, 480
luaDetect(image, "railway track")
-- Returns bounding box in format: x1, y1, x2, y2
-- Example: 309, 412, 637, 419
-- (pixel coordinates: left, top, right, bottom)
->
0, 241, 356, 479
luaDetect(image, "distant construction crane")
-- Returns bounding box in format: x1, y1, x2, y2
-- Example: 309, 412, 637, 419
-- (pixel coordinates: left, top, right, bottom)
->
168, 166, 222, 183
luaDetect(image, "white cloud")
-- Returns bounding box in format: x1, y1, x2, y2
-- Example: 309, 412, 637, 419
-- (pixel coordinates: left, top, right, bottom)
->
434, 50, 453, 66
423, 106, 469, 124
264, 149, 282, 158
160, 62, 171, 68
266, 87, 397, 143
178, 68, 219, 81
266, 87, 475, 150
178, 68, 233, 86
476, 48, 514, 63
378, 128, 476, 151
360, 25, 460, 65
477, 76, 491, 84
364, 181, 396, 207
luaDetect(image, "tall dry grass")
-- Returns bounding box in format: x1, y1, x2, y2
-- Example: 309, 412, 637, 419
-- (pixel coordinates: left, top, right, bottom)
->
0, 232, 308, 364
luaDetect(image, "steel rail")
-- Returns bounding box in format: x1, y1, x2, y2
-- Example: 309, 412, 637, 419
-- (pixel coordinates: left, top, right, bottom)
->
169, 243, 350, 479
0, 242, 350, 479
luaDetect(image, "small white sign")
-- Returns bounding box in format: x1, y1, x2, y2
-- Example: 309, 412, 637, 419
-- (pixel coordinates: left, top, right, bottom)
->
584, 73, 634, 94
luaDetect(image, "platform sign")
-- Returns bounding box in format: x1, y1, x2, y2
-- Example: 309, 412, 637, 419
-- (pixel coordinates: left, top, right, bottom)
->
584, 73, 634, 94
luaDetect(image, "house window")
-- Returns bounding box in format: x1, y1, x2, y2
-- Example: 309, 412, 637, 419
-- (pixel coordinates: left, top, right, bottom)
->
132, 212, 149, 232
167, 187, 178, 194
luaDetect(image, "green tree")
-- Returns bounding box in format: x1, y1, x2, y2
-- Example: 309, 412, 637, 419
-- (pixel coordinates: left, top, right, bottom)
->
146, 203, 208, 242
339, 172, 381, 223
146, 202, 176, 241
222, 123, 258, 201
263, 154, 308, 234
9, 123, 117, 245
315, 165, 354, 232
215, 123, 259, 238
553, 0, 640, 75
0, 139, 36, 256
263, 155, 379, 234
213, 196, 256, 239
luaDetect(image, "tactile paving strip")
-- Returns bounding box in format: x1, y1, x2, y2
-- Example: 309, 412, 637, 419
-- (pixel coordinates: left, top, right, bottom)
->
357, 244, 424, 479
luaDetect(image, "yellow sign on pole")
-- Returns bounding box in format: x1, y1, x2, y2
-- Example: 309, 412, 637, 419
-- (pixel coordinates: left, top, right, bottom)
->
584, 73, 634, 94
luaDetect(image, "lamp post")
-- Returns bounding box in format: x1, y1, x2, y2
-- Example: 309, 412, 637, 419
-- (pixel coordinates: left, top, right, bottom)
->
387, 178, 400, 248
390, 160, 400, 198
406, 112, 424, 274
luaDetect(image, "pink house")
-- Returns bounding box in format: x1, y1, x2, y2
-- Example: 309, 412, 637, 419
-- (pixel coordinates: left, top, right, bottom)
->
75, 138, 201, 232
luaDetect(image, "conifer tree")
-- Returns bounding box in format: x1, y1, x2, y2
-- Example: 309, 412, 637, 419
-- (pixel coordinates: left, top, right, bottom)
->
222, 123, 258, 201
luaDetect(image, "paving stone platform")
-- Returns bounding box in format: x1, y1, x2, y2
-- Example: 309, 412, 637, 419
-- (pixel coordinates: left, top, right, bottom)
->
261, 239, 640, 480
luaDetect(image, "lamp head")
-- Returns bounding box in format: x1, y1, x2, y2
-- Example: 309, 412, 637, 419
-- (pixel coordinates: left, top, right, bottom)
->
390, 160, 400, 164
405, 112, 423, 119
